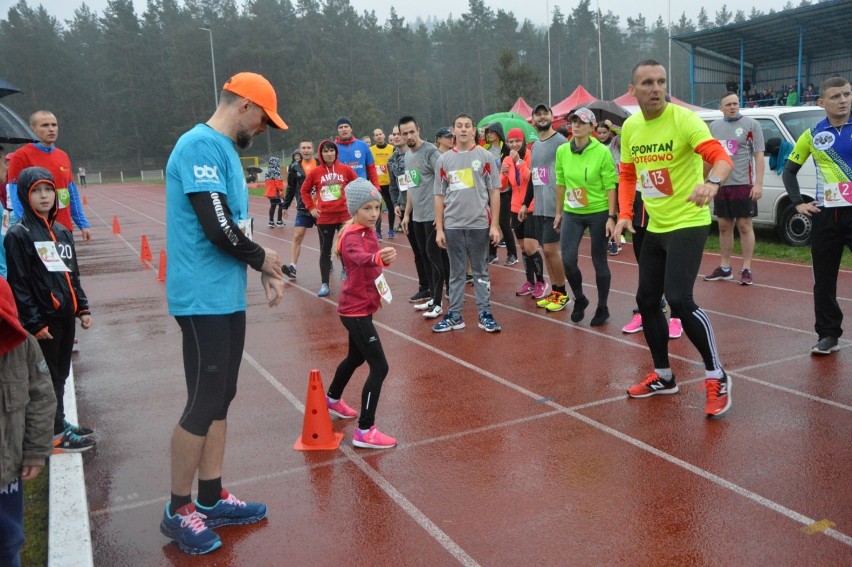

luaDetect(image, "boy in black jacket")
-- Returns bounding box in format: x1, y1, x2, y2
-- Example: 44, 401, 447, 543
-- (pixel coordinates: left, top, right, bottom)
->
4, 166, 95, 453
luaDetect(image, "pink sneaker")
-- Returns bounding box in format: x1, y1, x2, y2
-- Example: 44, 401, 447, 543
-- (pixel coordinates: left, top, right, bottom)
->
668, 318, 683, 339
516, 281, 534, 296
352, 426, 397, 449
622, 313, 643, 334
531, 281, 549, 299
327, 397, 357, 419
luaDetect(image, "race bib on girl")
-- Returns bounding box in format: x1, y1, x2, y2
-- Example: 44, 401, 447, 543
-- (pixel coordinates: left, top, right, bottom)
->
320, 183, 342, 201
34, 241, 71, 272
565, 187, 589, 209
375, 272, 392, 303
639, 168, 674, 199
823, 182, 852, 208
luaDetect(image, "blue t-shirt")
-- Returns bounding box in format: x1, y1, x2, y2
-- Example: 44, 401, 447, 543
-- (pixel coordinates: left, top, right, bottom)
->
165, 124, 249, 316
336, 139, 375, 179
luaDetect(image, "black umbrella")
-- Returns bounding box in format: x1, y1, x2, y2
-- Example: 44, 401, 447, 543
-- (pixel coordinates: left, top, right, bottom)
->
0, 102, 37, 144
0, 79, 23, 100
571, 100, 631, 126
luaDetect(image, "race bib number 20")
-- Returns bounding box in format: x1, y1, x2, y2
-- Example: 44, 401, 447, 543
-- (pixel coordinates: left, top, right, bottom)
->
639, 168, 674, 199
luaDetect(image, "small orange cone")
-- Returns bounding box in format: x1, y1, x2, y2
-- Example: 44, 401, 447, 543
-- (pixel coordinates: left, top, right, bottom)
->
112, 216, 121, 234
83, 195, 88, 205
294, 369, 343, 451
140, 235, 153, 261
157, 249, 167, 282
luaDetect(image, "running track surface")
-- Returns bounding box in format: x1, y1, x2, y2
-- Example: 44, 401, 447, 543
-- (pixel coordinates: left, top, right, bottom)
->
73, 183, 850, 565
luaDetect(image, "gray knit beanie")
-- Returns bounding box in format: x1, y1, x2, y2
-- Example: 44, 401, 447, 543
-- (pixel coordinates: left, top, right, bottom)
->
346, 177, 382, 215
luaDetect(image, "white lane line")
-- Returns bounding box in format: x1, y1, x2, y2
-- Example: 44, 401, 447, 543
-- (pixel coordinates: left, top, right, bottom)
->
242, 353, 481, 566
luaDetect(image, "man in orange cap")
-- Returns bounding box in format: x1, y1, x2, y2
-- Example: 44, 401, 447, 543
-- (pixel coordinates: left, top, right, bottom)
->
160, 72, 286, 555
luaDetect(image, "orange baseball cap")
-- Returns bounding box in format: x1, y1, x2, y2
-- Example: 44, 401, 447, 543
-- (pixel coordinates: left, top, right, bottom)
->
223, 72, 288, 130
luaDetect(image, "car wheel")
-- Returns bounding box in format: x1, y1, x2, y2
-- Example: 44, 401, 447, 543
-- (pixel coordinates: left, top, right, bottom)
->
778, 203, 812, 246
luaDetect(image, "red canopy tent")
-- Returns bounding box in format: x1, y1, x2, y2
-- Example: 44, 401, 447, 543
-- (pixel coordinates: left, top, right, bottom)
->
509, 97, 533, 120
612, 92, 704, 111
551, 86, 598, 118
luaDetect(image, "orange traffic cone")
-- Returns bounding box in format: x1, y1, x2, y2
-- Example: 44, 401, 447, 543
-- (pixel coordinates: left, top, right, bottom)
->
157, 249, 167, 282
294, 369, 343, 451
83, 195, 88, 205
140, 235, 153, 261
112, 216, 121, 234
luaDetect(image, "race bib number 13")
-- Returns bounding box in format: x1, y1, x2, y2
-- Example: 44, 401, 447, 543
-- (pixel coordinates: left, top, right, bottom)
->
639, 168, 674, 199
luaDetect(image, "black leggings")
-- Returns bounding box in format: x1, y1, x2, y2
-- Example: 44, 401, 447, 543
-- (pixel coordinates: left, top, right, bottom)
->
37, 315, 76, 434
317, 223, 343, 284
636, 226, 721, 372
268, 197, 284, 223
560, 210, 610, 307
327, 315, 389, 430
489, 191, 517, 258
374, 185, 393, 235
412, 220, 448, 306
175, 312, 246, 436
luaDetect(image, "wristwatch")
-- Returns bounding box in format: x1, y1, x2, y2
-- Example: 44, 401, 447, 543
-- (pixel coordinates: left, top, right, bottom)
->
608, 214, 618, 221
706, 174, 722, 187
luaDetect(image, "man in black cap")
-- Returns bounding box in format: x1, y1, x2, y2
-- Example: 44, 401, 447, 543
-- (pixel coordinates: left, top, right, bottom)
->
334, 116, 379, 189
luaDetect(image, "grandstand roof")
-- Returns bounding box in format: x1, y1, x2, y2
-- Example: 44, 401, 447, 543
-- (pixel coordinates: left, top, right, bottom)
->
672, 0, 852, 66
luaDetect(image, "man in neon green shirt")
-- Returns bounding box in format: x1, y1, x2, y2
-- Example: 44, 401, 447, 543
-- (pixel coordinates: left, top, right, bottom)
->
613, 60, 734, 418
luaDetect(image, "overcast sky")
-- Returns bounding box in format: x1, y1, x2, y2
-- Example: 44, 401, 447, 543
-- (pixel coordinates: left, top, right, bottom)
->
3, 0, 788, 28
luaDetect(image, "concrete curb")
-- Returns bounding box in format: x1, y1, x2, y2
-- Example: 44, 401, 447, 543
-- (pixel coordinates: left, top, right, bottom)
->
48, 366, 94, 567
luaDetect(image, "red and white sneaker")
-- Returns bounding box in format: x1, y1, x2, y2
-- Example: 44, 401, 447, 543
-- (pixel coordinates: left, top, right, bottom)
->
353, 426, 397, 449
705, 372, 732, 417
668, 317, 683, 339
327, 397, 357, 419
622, 313, 643, 333
627, 372, 679, 398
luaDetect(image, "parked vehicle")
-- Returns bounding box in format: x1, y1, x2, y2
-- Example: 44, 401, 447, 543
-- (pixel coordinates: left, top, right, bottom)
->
695, 106, 824, 246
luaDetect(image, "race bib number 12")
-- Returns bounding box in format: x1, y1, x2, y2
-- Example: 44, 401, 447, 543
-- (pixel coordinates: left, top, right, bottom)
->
639, 168, 674, 199
565, 187, 589, 209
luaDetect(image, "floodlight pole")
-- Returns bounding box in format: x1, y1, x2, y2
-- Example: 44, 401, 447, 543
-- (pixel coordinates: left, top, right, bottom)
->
199, 27, 218, 109
547, 0, 552, 106
597, 2, 603, 98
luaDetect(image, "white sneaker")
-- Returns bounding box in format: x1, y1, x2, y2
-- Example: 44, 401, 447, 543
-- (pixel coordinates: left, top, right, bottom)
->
423, 304, 443, 319
414, 299, 434, 311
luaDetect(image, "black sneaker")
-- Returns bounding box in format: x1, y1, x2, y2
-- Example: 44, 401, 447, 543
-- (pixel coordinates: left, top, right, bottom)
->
590, 306, 610, 327
465, 273, 474, 285
267, 221, 275, 228
53, 430, 96, 453
486, 255, 498, 265
408, 290, 431, 303
571, 295, 590, 323
607, 240, 621, 256
811, 336, 840, 355
281, 264, 297, 279
63, 420, 94, 437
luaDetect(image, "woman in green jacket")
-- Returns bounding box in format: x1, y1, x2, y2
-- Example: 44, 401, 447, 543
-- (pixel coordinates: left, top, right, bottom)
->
553, 108, 618, 326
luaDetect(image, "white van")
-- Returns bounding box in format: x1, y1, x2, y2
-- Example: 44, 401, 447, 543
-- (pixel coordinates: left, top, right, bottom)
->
695, 106, 824, 246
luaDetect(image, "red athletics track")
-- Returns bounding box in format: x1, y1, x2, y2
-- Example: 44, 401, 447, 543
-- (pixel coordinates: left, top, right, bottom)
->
71, 182, 850, 565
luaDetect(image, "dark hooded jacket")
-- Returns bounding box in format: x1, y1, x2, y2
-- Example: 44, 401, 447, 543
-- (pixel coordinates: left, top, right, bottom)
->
300, 140, 359, 225
3, 167, 90, 336
0, 276, 56, 486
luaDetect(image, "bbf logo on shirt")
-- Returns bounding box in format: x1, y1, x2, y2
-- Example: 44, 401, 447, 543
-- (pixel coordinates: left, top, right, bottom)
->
813, 131, 835, 151
193, 165, 220, 182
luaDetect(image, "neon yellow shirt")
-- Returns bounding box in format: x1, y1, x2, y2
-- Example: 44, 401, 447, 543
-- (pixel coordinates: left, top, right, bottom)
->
620, 103, 713, 232
370, 144, 394, 186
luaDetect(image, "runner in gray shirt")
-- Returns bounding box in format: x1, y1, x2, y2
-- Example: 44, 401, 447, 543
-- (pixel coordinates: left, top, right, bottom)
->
433, 113, 502, 334
518, 103, 569, 304
705, 91, 765, 285
400, 116, 445, 319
